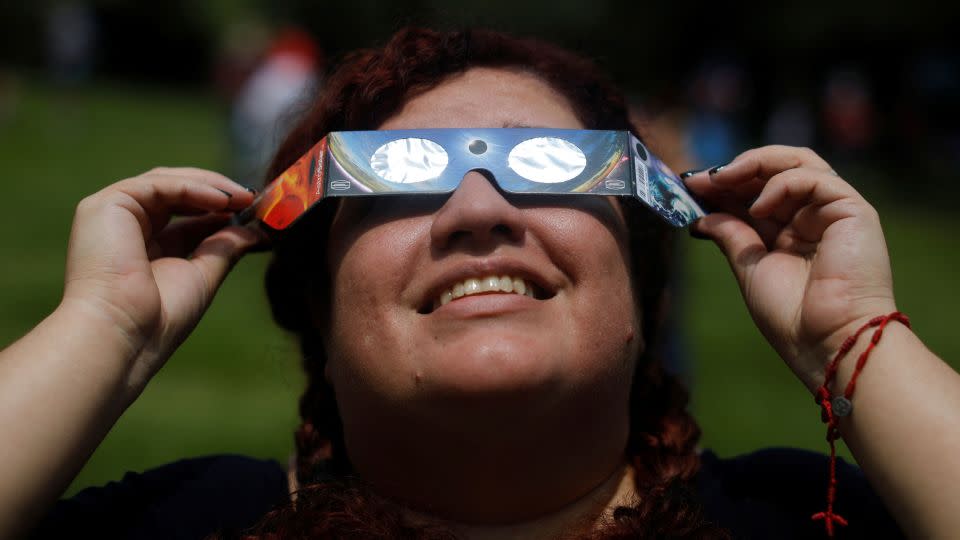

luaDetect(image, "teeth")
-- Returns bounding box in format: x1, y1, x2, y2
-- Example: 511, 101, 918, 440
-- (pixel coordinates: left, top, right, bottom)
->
513, 278, 526, 296
464, 278, 480, 295
433, 274, 540, 310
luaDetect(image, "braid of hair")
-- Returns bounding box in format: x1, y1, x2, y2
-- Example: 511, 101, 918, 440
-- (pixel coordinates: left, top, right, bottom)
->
604, 363, 724, 539
262, 206, 353, 485
291, 338, 343, 483
225, 482, 459, 540
587, 327, 725, 538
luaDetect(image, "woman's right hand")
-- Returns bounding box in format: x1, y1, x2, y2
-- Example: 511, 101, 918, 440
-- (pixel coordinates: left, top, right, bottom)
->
61, 167, 264, 394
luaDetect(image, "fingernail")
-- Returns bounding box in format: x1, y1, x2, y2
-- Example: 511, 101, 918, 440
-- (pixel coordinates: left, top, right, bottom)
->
246, 187, 258, 195
689, 226, 708, 240
217, 188, 233, 198
679, 168, 708, 179
708, 164, 726, 175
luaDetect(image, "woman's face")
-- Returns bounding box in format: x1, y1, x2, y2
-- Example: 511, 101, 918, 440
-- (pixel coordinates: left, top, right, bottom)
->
321, 67, 641, 441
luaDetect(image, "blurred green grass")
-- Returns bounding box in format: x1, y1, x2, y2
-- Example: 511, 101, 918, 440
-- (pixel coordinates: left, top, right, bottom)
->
0, 81, 956, 496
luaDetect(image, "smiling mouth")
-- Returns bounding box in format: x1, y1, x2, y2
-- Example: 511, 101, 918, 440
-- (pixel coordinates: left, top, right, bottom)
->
419, 275, 552, 314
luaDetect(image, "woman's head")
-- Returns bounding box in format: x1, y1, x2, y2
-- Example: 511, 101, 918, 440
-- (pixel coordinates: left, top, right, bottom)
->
264, 27, 694, 503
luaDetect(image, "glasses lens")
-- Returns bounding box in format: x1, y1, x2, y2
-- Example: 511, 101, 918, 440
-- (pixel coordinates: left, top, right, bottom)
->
370, 138, 449, 183
507, 137, 586, 184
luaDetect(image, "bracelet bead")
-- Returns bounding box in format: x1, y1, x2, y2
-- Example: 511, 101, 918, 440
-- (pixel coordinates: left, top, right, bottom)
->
831, 396, 853, 417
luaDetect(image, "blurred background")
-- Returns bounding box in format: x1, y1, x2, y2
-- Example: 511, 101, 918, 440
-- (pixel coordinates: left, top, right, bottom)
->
1, 1, 958, 495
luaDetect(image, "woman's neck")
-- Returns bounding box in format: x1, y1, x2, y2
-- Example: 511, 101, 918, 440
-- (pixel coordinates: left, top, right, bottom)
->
439, 460, 638, 540
288, 450, 638, 538
341, 394, 634, 527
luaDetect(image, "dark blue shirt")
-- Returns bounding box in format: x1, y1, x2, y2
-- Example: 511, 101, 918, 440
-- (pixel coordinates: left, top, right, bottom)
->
30, 448, 903, 539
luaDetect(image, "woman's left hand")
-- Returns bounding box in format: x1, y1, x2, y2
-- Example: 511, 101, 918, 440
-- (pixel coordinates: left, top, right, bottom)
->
683, 145, 897, 392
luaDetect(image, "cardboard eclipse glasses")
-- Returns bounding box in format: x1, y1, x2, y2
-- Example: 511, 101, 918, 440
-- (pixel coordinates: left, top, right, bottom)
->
234, 128, 708, 232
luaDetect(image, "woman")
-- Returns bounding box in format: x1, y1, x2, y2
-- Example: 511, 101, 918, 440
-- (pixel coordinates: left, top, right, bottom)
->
5, 27, 960, 539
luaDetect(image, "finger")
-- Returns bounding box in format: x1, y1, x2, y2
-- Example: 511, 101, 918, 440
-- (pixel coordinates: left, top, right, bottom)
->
125, 168, 255, 214
748, 168, 860, 221
691, 212, 768, 284
103, 169, 254, 239
683, 170, 765, 202
187, 225, 266, 293
709, 145, 833, 188
146, 167, 255, 197
788, 197, 868, 245
150, 224, 265, 318
683, 184, 781, 247
147, 213, 234, 260
146, 225, 265, 344
242, 223, 274, 253
168, 206, 222, 217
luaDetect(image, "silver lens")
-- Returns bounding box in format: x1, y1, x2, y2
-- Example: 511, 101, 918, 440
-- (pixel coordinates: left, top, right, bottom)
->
507, 137, 586, 183
370, 138, 449, 183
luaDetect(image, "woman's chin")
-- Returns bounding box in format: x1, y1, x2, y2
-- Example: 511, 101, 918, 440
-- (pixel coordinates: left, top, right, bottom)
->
414, 337, 568, 403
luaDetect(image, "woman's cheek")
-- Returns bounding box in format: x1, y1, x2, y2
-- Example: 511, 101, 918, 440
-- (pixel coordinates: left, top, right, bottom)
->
326, 236, 419, 391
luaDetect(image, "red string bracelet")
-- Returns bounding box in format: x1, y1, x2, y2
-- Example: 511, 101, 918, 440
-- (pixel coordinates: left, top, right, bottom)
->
811, 311, 910, 536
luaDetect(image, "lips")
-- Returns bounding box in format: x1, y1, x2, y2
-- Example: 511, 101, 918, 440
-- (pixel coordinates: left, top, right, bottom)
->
431, 274, 545, 311
416, 260, 557, 314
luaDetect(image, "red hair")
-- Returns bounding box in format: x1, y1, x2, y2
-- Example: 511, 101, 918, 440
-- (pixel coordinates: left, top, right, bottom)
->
243, 27, 729, 539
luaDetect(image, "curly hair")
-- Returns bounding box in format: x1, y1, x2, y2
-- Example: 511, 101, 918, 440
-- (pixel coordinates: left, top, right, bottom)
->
245, 27, 729, 539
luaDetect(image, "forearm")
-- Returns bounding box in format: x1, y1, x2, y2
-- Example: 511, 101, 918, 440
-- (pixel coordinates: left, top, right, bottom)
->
832, 322, 960, 539
0, 300, 143, 537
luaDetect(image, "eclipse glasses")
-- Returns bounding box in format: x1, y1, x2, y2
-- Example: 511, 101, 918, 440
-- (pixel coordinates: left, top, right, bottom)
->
235, 128, 708, 232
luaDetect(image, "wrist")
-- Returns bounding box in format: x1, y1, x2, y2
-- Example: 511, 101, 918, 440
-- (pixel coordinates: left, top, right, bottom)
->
809, 308, 906, 400
58, 292, 152, 348
52, 297, 152, 403
797, 303, 900, 395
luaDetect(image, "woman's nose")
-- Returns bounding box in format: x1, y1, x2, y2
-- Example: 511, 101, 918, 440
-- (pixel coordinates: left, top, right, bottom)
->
430, 171, 526, 251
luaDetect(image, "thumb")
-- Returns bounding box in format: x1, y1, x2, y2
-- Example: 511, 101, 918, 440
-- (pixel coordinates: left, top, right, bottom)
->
141, 224, 266, 367
692, 212, 768, 283
188, 225, 267, 288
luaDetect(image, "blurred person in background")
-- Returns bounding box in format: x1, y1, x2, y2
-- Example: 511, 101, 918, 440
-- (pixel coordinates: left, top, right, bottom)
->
0, 71, 20, 128
45, 1, 97, 86
900, 49, 960, 175
765, 93, 815, 149
214, 19, 272, 104
4, 27, 960, 540
821, 68, 876, 162
229, 27, 322, 187
685, 57, 748, 170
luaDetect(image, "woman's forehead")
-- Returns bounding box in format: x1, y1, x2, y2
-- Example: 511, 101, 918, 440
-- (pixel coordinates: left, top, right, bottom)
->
377, 67, 584, 131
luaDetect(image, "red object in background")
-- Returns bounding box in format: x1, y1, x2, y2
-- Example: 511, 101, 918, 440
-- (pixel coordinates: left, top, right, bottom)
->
822, 71, 876, 152
267, 28, 323, 73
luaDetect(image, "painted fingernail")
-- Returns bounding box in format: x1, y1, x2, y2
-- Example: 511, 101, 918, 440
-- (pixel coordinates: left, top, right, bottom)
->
689, 226, 709, 240
708, 164, 726, 175
216, 188, 233, 198
246, 187, 258, 195
679, 168, 708, 179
